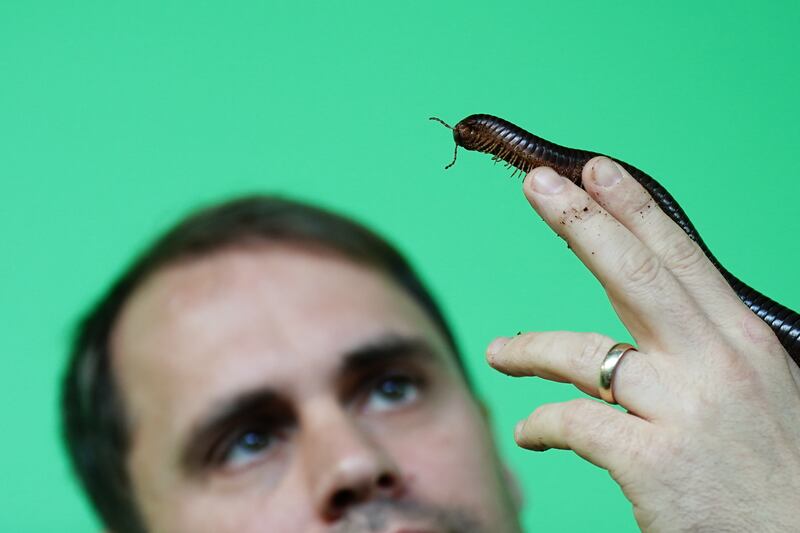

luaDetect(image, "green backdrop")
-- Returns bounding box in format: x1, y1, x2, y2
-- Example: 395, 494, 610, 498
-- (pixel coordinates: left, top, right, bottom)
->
2, 1, 799, 531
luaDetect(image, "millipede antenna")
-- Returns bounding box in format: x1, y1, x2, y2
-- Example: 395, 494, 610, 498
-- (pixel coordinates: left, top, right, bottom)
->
428, 117, 458, 169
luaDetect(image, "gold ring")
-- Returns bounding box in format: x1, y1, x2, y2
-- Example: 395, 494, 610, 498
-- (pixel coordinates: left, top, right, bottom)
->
598, 342, 637, 404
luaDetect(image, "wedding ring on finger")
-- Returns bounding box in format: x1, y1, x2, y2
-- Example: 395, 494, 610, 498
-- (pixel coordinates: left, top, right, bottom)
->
598, 342, 637, 404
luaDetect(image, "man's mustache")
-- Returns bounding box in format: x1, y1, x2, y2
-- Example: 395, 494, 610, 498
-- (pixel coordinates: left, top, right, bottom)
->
331, 497, 484, 533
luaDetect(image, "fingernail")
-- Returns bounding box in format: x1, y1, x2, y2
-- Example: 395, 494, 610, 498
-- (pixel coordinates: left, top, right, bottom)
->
593, 157, 622, 187
529, 167, 565, 195
514, 420, 526, 440
486, 336, 511, 358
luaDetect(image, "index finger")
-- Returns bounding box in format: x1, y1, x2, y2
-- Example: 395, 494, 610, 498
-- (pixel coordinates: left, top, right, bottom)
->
522, 166, 711, 353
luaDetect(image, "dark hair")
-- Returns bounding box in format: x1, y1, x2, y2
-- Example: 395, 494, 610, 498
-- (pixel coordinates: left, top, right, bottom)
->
61, 195, 464, 533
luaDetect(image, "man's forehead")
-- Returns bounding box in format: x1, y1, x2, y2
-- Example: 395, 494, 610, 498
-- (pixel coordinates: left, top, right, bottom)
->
112, 243, 417, 355
123, 243, 373, 315
108, 244, 448, 430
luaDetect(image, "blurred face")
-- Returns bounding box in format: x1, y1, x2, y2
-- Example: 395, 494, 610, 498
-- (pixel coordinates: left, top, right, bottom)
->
111, 244, 521, 533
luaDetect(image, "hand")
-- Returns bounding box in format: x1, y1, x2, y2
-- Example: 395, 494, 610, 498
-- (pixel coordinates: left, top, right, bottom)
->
485, 156, 800, 532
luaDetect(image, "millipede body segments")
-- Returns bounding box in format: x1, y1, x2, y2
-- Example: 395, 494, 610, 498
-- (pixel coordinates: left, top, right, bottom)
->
431, 113, 800, 365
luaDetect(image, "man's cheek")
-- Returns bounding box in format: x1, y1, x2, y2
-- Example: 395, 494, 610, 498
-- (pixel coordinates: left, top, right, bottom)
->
390, 415, 503, 510
150, 479, 313, 533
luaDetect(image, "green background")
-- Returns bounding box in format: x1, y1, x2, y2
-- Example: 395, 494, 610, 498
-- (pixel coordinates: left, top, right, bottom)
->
2, 1, 799, 531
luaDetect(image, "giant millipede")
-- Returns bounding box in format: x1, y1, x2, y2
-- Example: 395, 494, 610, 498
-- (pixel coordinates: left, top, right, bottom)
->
431, 113, 800, 365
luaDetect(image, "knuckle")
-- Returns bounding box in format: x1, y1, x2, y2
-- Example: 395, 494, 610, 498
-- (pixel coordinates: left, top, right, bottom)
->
722, 356, 761, 386
686, 385, 725, 428
683, 354, 764, 423
619, 244, 663, 287
571, 333, 612, 375
519, 331, 549, 356
561, 399, 611, 451
661, 233, 707, 275
560, 398, 595, 437
738, 310, 780, 348
621, 187, 655, 220
710, 341, 767, 389
535, 334, 563, 368
529, 404, 548, 424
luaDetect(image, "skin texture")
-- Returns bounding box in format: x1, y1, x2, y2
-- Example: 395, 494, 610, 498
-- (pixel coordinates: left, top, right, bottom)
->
110, 243, 522, 533
487, 157, 800, 532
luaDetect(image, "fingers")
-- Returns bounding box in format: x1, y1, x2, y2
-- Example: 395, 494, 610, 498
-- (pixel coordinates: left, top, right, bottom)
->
581, 156, 748, 328
523, 166, 713, 351
515, 398, 651, 474
487, 331, 667, 419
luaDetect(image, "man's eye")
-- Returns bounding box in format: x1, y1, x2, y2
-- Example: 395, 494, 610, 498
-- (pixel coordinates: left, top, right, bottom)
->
365, 375, 420, 412
217, 428, 276, 470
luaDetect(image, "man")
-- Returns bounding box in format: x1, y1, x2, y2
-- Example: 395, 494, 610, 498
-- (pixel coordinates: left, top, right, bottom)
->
63, 157, 800, 532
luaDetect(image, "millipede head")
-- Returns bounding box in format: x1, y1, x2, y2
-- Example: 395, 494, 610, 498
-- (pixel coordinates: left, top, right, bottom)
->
451, 117, 485, 152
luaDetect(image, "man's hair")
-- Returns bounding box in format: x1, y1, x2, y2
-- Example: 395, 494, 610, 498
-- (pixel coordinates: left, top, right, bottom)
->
61, 195, 465, 533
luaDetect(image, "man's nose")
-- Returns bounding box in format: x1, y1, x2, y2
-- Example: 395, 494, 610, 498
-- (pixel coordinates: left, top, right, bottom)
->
302, 404, 403, 521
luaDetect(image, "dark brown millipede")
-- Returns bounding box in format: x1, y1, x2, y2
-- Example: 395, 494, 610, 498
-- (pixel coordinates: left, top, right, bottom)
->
431, 113, 800, 366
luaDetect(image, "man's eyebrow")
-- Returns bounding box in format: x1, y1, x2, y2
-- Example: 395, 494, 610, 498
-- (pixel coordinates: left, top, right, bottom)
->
180, 387, 285, 472
338, 333, 439, 376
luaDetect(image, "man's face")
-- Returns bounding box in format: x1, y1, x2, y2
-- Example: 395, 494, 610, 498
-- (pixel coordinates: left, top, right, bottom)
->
111, 244, 521, 532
